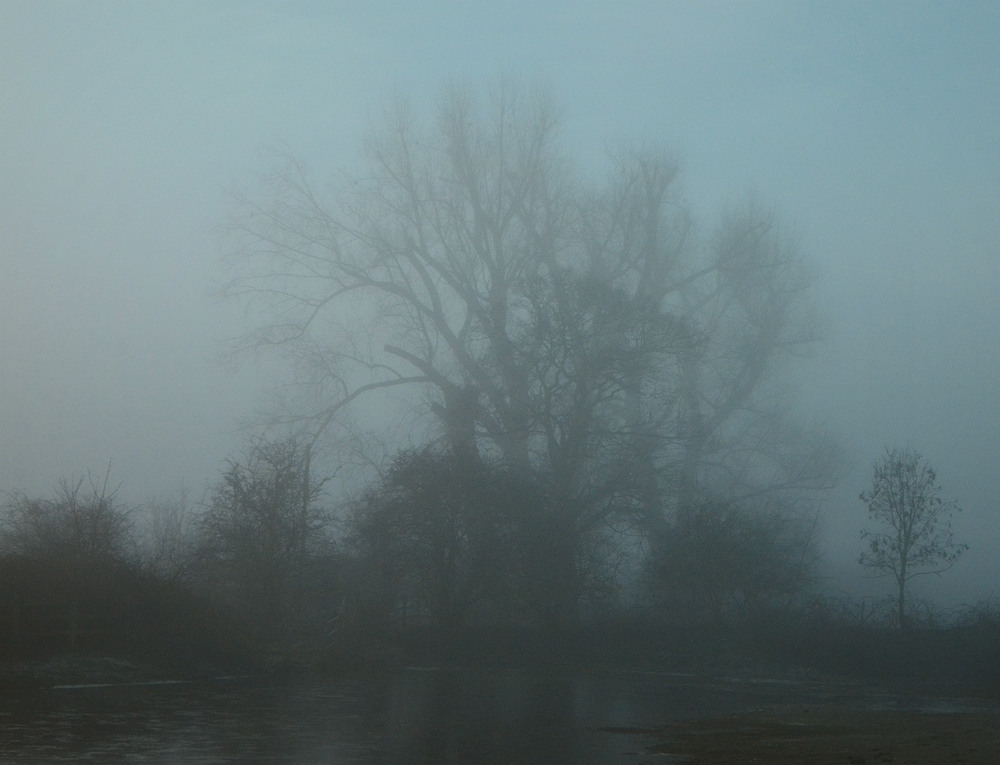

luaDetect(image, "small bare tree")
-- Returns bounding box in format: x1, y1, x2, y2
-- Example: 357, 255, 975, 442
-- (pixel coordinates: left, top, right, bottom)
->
859, 447, 967, 629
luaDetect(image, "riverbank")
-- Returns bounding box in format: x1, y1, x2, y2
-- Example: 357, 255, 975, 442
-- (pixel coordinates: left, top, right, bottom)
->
639, 707, 1000, 764
0, 655, 171, 692
3, 655, 998, 764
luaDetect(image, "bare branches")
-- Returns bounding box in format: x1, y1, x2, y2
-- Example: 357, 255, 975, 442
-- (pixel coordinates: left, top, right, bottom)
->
224, 83, 828, 585
1, 469, 133, 563
859, 447, 967, 628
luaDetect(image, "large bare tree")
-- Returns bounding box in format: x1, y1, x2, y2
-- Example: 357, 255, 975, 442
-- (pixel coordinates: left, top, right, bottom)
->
226, 81, 834, 618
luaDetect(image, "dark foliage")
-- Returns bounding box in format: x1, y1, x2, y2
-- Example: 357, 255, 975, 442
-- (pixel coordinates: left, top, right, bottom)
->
346, 447, 590, 636
0, 552, 249, 671
641, 499, 818, 624
195, 436, 337, 647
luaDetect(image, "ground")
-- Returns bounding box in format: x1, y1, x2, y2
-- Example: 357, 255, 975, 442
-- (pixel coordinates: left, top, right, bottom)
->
639, 708, 1000, 764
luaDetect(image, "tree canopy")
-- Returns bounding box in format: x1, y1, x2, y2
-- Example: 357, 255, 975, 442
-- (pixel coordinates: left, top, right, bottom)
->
226, 81, 837, 622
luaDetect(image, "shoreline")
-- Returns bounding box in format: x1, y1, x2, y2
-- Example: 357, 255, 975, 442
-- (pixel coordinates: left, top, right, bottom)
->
637, 707, 1000, 764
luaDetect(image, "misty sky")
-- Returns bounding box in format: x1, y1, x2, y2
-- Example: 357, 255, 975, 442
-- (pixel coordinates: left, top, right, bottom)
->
2, 1, 998, 604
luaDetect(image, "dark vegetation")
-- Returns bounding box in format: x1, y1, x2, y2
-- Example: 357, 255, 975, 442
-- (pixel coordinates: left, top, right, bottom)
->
3, 447, 995, 693
3, 83, 992, 692
859, 447, 967, 630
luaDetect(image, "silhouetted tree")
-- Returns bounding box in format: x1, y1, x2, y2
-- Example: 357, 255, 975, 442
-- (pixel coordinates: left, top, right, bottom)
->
226, 80, 834, 623
859, 447, 967, 629
643, 497, 819, 623
348, 449, 476, 634
673, 202, 840, 518
198, 436, 331, 643
348, 448, 526, 632
348, 444, 625, 634
136, 489, 197, 583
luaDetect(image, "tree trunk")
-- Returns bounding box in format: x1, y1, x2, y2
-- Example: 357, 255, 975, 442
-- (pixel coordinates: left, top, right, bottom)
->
897, 573, 907, 631
67, 595, 79, 651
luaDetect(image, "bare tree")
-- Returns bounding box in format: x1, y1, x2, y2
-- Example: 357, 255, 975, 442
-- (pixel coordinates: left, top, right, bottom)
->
226, 83, 566, 463
1, 470, 132, 562
859, 447, 967, 629
643, 496, 820, 623
348, 448, 489, 634
226, 81, 833, 620
673, 202, 836, 515
137, 488, 197, 582
198, 436, 330, 642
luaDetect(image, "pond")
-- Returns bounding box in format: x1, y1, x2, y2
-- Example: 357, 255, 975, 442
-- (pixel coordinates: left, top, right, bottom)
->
1, 667, 992, 763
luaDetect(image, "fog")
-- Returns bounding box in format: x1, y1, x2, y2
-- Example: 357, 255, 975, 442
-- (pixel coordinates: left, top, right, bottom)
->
2, 1, 998, 609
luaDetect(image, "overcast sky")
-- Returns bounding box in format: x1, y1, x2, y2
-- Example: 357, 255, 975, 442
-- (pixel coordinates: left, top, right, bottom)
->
2, 1, 998, 604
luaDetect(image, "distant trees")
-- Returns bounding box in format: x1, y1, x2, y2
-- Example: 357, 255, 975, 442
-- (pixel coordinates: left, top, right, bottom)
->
349, 448, 499, 634
347, 446, 608, 634
859, 447, 967, 629
643, 498, 819, 623
673, 202, 830, 515
197, 437, 334, 643
136, 489, 197, 582
0, 83, 836, 662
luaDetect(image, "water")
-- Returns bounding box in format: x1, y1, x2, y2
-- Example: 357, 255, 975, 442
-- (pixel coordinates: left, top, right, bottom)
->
1, 667, 993, 763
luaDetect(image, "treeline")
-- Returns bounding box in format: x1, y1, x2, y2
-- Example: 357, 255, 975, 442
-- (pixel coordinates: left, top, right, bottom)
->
2, 445, 998, 689
0, 473, 240, 670
0, 439, 820, 671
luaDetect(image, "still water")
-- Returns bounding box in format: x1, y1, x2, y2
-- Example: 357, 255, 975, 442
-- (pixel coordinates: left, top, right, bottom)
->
0, 667, 988, 764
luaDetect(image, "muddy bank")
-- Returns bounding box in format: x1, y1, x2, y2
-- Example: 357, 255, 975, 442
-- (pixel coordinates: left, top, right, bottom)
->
637, 708, 1000, 764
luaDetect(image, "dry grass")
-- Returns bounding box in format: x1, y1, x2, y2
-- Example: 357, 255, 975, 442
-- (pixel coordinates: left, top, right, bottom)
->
646, 708, 1000, 764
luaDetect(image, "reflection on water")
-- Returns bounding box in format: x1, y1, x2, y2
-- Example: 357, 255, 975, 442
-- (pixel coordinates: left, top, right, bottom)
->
1, 668, 994, 764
